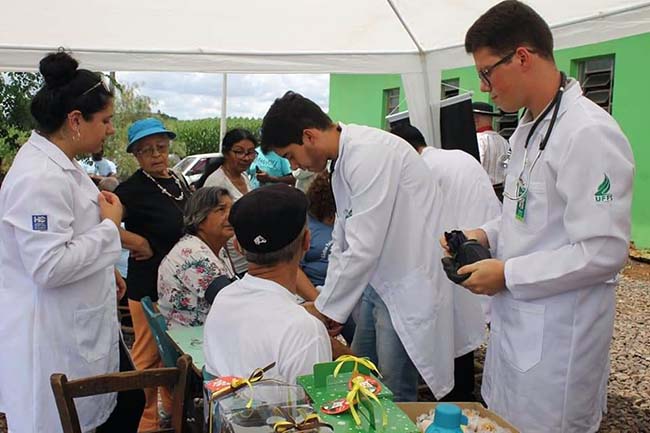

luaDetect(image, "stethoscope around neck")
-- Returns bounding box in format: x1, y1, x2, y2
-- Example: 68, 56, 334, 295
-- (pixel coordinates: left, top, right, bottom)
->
503, 71, 567, 202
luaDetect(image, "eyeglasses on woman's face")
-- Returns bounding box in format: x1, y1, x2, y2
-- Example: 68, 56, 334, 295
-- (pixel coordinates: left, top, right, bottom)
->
230, 148, 257, 158
135, 142, 169, 157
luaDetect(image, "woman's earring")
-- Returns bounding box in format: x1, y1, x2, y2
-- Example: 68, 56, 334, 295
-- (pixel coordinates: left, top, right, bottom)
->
72, 129, 81, 142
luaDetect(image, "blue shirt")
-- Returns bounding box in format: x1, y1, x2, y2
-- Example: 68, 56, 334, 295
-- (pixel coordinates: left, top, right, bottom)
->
301, 215, 334, 287
248, 148, 292, 189
80, 157, 117, 176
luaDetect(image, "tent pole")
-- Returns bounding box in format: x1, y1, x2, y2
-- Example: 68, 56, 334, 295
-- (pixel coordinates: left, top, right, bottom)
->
386, 0, 438, 147
220, 73, 228, 151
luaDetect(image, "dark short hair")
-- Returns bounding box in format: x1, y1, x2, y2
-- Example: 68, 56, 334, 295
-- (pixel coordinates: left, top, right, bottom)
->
222, 128, 258, 154
30, 51, 114, 134
390, 124, 427, 151
465, 0, 554, 60
306, 171, 336, 222
261, 91, 333, 153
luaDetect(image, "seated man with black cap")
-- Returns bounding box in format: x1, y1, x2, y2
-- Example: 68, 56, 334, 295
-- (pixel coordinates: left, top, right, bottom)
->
203, 184, 342, 383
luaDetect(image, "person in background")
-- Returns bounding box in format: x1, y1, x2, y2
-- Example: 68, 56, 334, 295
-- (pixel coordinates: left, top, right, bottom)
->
158, 187, 236, 328
204, 129, 257, 276
99, 177, 129, 279
391, 123, 500, 401
203, 184, 349, 383
472, 101, 509, 198
0, 51, 143, 433
450, 1, 634, 431
80, 145, 118, 184
248, 146, 294, 189
115, 117, 191, 432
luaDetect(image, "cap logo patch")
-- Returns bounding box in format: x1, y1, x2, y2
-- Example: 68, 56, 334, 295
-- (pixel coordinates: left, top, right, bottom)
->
253, 235, 268, 245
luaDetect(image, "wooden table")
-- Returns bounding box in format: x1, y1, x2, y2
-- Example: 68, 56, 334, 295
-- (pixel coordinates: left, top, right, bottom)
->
167, 325, 205, 376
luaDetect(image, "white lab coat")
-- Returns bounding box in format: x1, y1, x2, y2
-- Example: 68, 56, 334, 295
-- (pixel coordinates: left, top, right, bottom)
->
0, 132, 122, 433
477, 130, 509, 185
420, 147, 501, 354
315, 124, 455, 398
480, 80, 634, 433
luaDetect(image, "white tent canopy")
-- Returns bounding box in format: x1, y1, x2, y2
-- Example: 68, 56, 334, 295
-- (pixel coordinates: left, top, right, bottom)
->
2, 0, 650, 144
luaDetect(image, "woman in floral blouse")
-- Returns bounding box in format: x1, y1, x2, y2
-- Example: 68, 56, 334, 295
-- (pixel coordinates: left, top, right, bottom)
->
158, 187, 236, 328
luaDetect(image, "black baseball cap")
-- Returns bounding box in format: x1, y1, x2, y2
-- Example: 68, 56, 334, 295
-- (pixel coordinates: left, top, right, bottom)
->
229, 184, 308, 253
472, 101, 499, 116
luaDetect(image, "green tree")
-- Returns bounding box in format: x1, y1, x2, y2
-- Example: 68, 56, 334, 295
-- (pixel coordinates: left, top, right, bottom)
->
0, 72, 42, 170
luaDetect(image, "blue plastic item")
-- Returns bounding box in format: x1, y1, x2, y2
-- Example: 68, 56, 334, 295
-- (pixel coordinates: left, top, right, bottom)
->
424, 403, 468, 433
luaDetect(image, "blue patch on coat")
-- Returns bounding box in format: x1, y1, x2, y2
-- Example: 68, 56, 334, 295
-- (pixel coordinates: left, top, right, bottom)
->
32, 215, 48, 231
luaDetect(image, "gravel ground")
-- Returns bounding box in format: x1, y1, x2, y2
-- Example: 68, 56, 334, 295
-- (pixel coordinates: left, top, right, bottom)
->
1, 259, 648, 432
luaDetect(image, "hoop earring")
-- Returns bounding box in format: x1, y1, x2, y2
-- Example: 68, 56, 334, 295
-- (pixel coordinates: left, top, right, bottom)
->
72, 129, 81, 142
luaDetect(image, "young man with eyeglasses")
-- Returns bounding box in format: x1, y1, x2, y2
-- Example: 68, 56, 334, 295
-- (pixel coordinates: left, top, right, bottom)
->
441, 2, 634, 432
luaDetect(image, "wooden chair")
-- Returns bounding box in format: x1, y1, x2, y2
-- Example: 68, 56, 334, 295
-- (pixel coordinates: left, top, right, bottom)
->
50, 354, 192, 433
141, 295, 182, 368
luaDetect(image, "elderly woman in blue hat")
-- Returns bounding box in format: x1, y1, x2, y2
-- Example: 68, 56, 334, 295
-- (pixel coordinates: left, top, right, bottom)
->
114, 117, 191, 431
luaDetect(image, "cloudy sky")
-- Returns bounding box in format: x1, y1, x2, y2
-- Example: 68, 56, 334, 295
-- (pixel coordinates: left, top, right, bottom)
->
115, 72, 329, 120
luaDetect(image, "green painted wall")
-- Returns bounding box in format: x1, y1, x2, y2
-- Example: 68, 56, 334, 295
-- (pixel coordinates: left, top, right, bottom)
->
328, 74, 407, 128
329, 32, 650, 247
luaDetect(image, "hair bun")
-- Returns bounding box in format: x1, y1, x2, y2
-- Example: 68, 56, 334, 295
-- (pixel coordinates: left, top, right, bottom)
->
39, 52, 78, 88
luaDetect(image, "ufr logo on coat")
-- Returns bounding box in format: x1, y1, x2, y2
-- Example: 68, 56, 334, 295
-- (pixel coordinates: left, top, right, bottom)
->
595, 174, 614, 203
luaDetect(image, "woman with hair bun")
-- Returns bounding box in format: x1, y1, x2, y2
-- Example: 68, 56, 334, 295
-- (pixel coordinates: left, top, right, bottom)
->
0, 51, 143, 433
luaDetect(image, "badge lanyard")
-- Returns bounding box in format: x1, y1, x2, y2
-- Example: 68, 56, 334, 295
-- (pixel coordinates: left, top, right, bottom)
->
504, 72, 567, 221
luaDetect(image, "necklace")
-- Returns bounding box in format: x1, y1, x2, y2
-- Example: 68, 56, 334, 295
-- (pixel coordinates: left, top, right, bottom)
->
141, 169, 185, 201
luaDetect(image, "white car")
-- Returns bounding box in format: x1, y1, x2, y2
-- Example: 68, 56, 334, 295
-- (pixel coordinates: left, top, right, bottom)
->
173, 152, 222, 185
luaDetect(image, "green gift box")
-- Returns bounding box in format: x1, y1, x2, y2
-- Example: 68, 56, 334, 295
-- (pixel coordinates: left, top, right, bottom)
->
297, 360, 418, 433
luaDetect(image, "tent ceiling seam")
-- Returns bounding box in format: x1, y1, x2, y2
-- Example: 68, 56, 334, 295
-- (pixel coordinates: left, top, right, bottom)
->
385, 0, 425, 54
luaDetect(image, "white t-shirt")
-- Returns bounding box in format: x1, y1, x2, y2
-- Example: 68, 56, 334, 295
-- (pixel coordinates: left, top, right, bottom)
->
203, 166, 250, 274
476, 130, 509, 185
203, 274, 332, 383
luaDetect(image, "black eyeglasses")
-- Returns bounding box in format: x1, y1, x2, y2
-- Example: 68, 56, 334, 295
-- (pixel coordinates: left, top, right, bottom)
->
231, 149, 257, 158
478, 50, 516, 88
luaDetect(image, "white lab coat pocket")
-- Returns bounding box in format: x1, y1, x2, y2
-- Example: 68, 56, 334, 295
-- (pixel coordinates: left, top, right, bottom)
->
74, 302, 113, 363
521, 181, 549, 231
500, 299, 545, 373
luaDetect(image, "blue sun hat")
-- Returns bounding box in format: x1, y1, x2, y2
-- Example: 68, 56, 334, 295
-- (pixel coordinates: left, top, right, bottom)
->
126, 118, 177, 153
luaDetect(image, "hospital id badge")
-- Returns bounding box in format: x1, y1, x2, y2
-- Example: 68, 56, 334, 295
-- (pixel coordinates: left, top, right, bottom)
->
515, 180, 527, 221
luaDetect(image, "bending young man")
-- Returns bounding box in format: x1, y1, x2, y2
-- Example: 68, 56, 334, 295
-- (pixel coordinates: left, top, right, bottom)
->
261, 92, 454, 401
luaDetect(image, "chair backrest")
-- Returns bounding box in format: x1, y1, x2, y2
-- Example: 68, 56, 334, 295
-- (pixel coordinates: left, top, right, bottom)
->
51, 354, 192, 433
141, 296, 181, 368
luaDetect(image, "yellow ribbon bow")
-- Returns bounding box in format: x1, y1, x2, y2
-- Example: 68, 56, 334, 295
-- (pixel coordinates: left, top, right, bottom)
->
345, 376, 388, 427
208, 362, 276, 433
333, 355, 382, 378
273, 412, 333, 433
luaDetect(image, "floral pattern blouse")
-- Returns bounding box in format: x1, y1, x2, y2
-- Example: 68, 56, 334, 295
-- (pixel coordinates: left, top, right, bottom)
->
158, 234, 235, 328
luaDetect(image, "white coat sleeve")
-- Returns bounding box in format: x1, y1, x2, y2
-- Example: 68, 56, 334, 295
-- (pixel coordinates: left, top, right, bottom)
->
315, 145, 401, 323
3, 172, 122, 289
480, 215, 502, 255
504, 124, 634, 301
